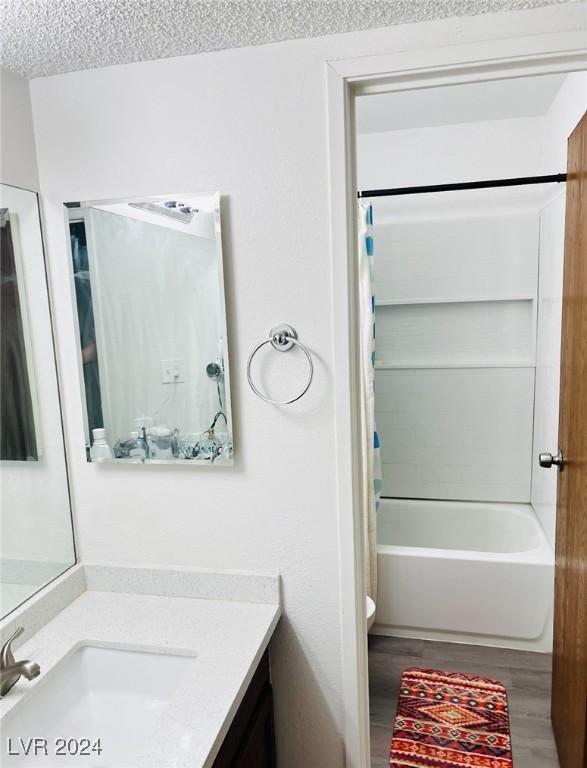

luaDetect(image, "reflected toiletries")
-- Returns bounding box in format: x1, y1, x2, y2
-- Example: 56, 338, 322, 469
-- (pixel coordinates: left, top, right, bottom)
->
91, 428, 113, 461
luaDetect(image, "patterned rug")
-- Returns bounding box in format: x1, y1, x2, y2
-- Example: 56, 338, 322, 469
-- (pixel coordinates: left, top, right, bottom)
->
389, 667, 513, 768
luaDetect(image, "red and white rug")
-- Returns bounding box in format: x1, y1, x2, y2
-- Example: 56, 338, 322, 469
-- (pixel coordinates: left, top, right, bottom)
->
389, 667, 513, 768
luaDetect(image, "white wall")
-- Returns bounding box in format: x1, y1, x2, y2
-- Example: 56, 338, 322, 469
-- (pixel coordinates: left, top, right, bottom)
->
357, 115, 545, 191
542, 71, 587, 172
26, 6, 585, 766
0, 67, 39, 192
356, 72, 587, 189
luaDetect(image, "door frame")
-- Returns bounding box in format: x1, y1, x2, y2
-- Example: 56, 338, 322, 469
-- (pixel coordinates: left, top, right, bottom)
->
325, 7, 587, 766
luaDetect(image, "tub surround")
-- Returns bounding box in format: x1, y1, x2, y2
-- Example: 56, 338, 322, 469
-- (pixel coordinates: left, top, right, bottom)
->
0, 564, 281, 767
374, 499, 553, 652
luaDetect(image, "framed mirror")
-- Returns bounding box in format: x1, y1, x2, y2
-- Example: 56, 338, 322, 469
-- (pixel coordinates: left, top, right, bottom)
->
65, 192, 233, 465
1, 183, 76, 617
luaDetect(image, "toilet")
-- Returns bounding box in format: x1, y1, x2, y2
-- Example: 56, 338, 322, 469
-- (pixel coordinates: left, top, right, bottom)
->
366, 596, 376, 632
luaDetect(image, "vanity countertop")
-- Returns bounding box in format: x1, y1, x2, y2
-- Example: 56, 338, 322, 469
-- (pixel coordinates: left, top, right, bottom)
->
0, 576, 280, 767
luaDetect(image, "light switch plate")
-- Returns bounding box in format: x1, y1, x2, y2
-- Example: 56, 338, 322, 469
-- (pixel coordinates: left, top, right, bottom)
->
161, 359, 184, 384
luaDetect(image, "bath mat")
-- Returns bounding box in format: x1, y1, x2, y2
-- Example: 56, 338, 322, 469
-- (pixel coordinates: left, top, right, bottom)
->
389, 667, 513, 768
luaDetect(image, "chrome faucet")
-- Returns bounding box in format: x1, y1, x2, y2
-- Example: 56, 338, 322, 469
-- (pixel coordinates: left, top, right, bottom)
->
0, 627, 40, 697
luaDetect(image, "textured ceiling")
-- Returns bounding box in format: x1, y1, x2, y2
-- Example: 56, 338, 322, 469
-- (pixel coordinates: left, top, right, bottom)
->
0, 0, 574, 80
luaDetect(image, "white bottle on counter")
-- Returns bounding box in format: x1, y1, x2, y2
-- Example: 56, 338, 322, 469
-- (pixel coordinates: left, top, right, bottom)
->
91, 428, 113, 461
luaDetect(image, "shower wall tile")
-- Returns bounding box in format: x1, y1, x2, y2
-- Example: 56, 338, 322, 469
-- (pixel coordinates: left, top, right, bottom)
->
376, 367, 535, 501
376, 299, 534, 367
531, 192, 565, 547
374, 213, 538, 304
373, 208, 539, 503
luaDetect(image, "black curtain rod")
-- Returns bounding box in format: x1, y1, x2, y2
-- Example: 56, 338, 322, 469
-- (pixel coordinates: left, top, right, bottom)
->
357, 173, 567, 199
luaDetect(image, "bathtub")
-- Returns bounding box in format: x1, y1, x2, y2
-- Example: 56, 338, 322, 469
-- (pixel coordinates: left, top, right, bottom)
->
374, 499, 554, 651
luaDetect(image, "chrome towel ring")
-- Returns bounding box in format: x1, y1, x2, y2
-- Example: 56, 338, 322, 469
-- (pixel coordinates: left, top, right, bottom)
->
247, 324, 314, 405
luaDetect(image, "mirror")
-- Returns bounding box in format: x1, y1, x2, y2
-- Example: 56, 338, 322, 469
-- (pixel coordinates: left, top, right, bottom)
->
66, 192, 233, 465
0, 183, 76, 617
1, 208, 39, 461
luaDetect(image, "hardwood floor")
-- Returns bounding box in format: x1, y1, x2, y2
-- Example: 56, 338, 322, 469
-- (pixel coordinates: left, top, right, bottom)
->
369, 635, 559, 768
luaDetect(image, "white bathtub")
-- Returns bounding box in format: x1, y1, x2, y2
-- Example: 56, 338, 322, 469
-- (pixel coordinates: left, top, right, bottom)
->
375, 499, 554, 651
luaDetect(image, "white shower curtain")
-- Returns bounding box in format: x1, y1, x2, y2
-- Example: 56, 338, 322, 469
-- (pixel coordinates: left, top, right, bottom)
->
358, 203, 382, 601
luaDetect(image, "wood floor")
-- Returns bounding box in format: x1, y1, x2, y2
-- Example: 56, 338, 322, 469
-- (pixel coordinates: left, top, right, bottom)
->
369, 635, 558, 768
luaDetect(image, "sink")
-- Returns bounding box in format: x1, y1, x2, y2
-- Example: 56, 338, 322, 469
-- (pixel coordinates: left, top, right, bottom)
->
1, 644, 197, 766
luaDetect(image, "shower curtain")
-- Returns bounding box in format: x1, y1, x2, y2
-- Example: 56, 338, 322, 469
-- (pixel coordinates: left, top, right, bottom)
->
358, 203, 382, 601
1, 211, 38, 461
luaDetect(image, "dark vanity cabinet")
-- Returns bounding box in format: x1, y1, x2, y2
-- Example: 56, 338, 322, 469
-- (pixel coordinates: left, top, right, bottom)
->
212, 650, 277, 768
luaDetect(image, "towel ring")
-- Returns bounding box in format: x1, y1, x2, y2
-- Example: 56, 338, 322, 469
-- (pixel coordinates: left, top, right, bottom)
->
247, 324, 314, 405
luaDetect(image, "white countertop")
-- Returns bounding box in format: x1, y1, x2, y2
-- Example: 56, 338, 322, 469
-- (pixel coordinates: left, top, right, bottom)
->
0, 567, 281, 768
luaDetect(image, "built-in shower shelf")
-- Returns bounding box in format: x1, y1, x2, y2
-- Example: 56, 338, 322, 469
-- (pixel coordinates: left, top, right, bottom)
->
376, 295, 535, 306
375, 361, 535, 370
374, 298, 535, 368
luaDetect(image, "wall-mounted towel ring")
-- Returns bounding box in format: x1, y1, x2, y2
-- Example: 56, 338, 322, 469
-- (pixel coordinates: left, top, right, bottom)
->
247, 324, 313, 405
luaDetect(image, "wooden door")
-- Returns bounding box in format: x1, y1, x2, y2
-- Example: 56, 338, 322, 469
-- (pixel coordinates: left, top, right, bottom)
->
551, 110, 587, 768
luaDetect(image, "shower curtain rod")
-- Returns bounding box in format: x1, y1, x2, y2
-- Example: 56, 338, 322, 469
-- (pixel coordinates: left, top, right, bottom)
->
357, 173, 567, 199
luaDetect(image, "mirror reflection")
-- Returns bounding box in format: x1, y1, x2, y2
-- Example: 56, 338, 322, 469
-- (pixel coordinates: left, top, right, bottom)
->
1, 208, 39, 461
66, 192, 233, 465
1, 183, 76, 617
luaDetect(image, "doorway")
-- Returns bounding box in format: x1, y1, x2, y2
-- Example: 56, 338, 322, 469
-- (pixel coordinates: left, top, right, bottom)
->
327, 30, 587, 768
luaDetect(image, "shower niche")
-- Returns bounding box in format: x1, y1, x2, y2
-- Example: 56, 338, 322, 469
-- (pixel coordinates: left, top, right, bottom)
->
65, 192, 233, 465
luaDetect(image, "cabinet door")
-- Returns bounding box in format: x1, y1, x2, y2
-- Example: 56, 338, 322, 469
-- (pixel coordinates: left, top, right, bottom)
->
236, 688, 276, 768
212, 651, 276, 768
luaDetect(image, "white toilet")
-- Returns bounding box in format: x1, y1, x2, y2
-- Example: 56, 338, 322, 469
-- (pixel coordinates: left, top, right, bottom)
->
366, 596, 376, 632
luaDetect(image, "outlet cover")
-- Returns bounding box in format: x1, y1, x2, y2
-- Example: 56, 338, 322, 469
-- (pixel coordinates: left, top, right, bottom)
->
161, 359, 184, 384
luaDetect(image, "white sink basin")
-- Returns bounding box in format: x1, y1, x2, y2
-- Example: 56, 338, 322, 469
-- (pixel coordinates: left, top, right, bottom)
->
1, 644, 197, 766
